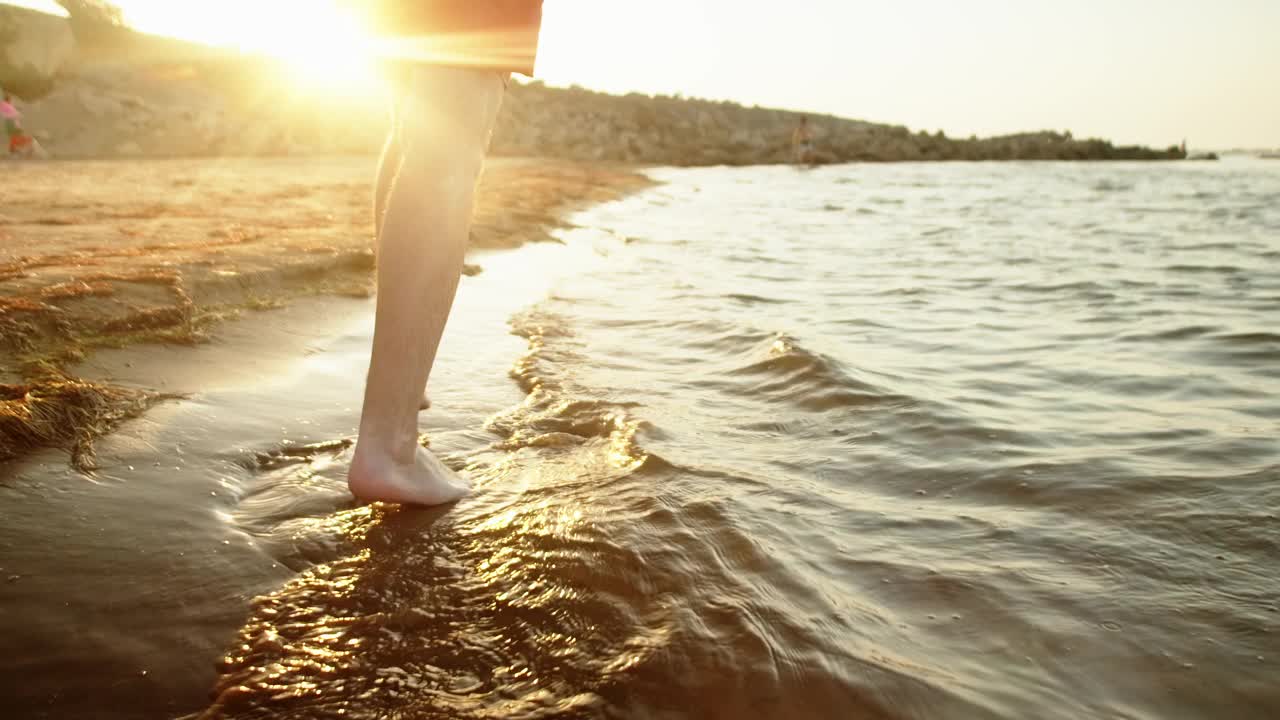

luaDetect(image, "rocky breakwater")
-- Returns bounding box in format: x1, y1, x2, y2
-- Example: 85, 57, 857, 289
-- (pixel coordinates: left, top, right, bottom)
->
3, 7, 1184, 164
0, 4, 75, 99
16, 55, 387, 158
493, 82, 1186, 164
4, 5, 388, 158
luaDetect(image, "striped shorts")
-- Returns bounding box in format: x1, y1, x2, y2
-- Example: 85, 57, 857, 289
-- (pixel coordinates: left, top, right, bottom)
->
352, 1, 544, 76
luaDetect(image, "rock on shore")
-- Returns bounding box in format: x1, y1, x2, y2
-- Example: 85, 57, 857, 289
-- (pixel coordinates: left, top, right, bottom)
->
0, 4, 74, 98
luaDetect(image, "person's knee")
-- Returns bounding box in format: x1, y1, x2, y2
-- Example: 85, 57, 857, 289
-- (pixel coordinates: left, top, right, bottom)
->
396, 66, 504, 170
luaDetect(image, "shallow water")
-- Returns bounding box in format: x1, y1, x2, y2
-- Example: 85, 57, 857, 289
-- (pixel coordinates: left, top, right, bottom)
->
5, 159, 1280, 719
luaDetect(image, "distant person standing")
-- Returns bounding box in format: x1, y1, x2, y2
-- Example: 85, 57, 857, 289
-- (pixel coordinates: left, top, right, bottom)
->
2, 92, 36, 158
792, 116, 816, 164
343, 1, 544, 506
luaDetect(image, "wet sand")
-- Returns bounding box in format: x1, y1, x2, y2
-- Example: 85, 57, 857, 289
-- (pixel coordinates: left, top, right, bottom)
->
1, 299, 368, 718
0, 156, 652, 464
0, 157, 652, 717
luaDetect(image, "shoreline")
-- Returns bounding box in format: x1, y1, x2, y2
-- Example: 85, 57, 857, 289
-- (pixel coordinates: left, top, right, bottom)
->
0, 160, 657, 717
0, 156, 655, 468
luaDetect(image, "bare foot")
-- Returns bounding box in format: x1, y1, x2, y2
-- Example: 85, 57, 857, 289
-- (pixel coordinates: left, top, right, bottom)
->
348, 444, 470, 506
420, 393, 431, 411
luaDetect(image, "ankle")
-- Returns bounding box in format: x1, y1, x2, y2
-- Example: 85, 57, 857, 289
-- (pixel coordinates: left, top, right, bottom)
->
353, 426, 420, 465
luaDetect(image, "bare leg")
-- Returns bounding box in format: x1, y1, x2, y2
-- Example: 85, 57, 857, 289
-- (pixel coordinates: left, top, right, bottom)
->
349, 66, 505, 505
374, 118, 430, 411
374, 120, 399, 238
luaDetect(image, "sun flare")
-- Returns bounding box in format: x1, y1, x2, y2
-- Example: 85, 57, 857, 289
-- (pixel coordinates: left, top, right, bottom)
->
111, 0, 383, 91
260, 5, 379, 89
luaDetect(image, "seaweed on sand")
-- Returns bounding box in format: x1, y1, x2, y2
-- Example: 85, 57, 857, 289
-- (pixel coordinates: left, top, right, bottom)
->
0, 377, 174, 471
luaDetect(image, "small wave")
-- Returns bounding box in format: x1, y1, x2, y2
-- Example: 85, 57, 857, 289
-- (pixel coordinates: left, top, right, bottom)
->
1009, 280, 1107, 294
487, 388, 648, 462
225, 438, 370, 572
507, 309, 579, 395
248, 438, 353, 471
726, 334, 907, 413
1091, 180, 1133, 192
1170, 241, 1238, 252
509, 308, 574, 341
1116, 325, 1216, 343
1210, 331, 1280, 347
678, 325, 777, 353
874, 286, 927, 297
1150, 328, 1277, 371
1164, 264, 1242, 274
835, 317, 890, 329
1203, 206, 1267, 221
726, 292, 787, 305
501, 307, 649, 468
1113, 278, 1158, 289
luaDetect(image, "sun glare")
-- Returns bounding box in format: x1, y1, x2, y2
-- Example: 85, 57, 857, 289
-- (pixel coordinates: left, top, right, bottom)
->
262, 5, 379, 90
5, 0, 68, 17
113, 0, 382, 91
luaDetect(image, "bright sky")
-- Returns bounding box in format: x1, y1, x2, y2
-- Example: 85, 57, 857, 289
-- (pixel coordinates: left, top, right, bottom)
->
9, 0, 1279, 148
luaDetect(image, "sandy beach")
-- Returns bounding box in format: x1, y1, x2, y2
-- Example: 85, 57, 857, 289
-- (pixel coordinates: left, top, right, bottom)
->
0, 155, 652, 717
1, 156, 652, 467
